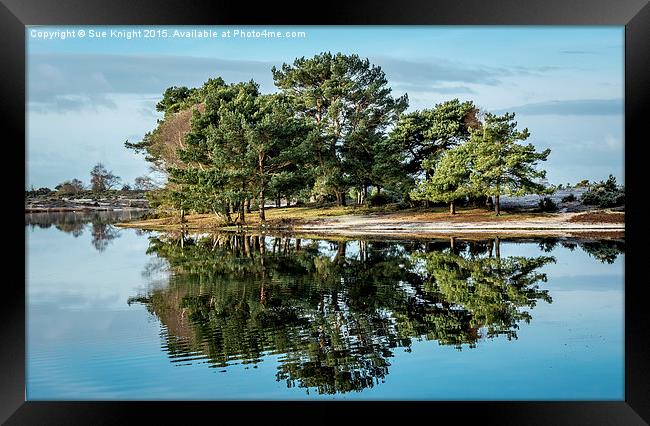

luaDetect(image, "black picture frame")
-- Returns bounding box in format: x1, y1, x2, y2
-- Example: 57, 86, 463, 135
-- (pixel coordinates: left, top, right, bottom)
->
4, 0, 649, 423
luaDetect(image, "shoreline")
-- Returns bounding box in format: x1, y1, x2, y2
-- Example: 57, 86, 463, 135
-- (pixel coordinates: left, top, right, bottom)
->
26, 206, 149, 213
114, 207, 624, 238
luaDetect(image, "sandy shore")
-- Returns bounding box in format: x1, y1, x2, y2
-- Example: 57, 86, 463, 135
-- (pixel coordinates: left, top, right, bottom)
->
116, 208, 624, 238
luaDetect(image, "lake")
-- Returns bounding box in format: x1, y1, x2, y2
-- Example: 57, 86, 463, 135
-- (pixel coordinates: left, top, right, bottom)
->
26, 211, 624, 400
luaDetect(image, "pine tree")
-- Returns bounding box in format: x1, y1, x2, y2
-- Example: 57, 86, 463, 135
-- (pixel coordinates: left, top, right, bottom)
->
272, 52, 408, 205
410, 143, 475, 214
246, 93, 311, 221
169, 80, 259, 224
469, 112, 551, 215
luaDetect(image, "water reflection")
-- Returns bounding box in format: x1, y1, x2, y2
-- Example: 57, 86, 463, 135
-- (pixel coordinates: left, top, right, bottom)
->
126, 233, 628, 395
530, 237, 625, 264
25, 210, 148, 252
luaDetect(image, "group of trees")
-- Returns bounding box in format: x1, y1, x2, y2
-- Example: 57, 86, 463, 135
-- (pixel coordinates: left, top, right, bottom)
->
25, 210, 127, 252
580, 175, 625, 208
410, 112, 550, 215
127, 52, 552, 222
41, 163, 156, 195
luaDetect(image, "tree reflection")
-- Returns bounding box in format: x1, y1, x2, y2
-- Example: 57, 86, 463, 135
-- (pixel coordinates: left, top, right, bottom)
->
90, 222, 121, 252
25, 210, 147, 252
130, 233, 562, 394
578, 240, 625, 264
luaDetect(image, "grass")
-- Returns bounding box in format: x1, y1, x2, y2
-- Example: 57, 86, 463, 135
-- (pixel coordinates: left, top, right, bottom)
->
116, 203, 578, 233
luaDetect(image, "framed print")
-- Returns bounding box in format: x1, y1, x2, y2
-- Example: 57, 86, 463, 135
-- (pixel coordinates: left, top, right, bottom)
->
4, 0, 649, 423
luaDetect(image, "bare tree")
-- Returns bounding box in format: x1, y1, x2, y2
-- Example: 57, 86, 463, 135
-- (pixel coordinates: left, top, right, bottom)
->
134, 175, 156, 191
90, 163, 121, 192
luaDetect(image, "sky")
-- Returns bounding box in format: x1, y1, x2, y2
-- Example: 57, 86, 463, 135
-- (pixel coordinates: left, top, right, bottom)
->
26, 26, 624, 189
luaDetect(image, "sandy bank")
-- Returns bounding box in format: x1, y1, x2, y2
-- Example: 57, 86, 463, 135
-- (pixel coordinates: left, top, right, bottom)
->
115, 207, 624, 238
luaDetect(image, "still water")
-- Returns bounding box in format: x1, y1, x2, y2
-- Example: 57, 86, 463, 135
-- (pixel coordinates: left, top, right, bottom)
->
26, 211, 624, 400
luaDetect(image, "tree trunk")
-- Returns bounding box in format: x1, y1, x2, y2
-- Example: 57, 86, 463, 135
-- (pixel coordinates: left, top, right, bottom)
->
180, 208, 185, 223
244, 235, 251, 257
495, 236, 501, 259
276, 197, 281, 208
450, 236, 456, 253
340, 191, 347, 206
335, 241, 347, 264
449, 201, 456, 215
260, 282, 266, 304
239, 201, 245, 224
245, 198, 251, 214
495, 194, 500, 216
259, 190, 266, 222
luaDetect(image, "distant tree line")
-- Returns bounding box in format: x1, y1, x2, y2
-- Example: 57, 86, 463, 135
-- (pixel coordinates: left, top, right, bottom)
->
26, 163, 157, 196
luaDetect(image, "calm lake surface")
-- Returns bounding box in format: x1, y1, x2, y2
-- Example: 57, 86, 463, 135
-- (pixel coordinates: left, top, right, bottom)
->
26, 211, 624, 400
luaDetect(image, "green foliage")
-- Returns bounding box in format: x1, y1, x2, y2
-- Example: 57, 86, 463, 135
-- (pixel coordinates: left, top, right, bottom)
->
538, 197, 558, 212
581, 175, 625, 207
27, 187, 53, 197
366, 191, 398, 206
55, 178, 85, 194
272, 52, 408, 205
155, 86, 201, 114
127, 54, 566, 216
409, 112, 551, 214
469, 113, 550, 196
248, 93, 313, 215
390, 99, 480, 175
167, 80, 259, 221
561, 193, 577, 203
410, 143, 475, 207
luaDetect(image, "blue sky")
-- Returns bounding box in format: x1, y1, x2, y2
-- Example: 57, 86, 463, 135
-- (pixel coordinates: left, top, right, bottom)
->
26, 26, 624, 189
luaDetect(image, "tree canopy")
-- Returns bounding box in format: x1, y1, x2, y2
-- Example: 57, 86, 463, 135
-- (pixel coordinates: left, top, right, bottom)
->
126, 52, 555, 217
272, 52, 408, 205
468, 112, 551, 214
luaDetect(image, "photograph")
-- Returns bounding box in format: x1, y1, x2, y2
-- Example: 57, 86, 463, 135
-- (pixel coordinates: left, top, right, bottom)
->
23, 24, 630, 402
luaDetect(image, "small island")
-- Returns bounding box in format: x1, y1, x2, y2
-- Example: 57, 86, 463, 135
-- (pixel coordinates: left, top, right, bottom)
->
119, 53, 622, 237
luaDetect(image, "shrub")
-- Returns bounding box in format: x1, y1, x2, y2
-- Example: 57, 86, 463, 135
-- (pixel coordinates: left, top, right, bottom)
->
367, 192, 399, 206
561, 193, 577, 203
55, 179, 85, 194
581, 175, 625, 208
538, 197, 558, 212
